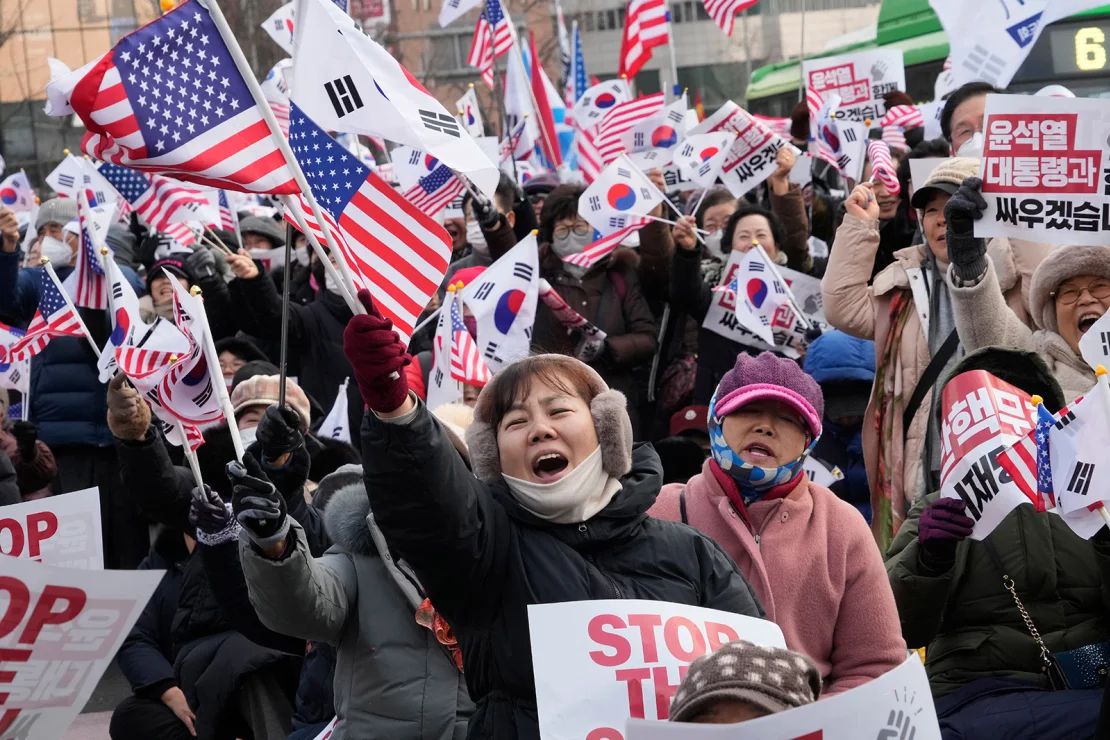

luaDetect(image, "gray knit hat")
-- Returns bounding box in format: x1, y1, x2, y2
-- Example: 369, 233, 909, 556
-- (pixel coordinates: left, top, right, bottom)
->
669, 641, 821, 722
1029, 245, 1110, 332
239, 215, 285, 247
35, 197, 78, 232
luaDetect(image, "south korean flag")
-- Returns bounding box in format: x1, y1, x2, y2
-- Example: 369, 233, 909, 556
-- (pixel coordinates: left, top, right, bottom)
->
0, 322, 29, 396
675, 131, 738, 188
622, 96, 689, 169
461, 234, 540, 373
1049, 375, 1110, 516
579, 156, 664, 236
570, 79, 632, 131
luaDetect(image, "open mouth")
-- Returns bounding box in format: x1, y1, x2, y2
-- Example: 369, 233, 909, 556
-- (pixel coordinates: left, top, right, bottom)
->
742, 442, 775, 463
532, 452, 570, 482
1078, 311, 1101, 335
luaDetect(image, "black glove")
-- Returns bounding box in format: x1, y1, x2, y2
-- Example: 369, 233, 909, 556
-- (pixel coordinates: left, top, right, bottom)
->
227, 453, 289, 549
11, 421, 37, 462
188, 485, 240, 545
472, 196, 501, 230
944, 176, 989, 282
574, 333, 607, 364
185, 246, 217, 280
255, 405, 305, 458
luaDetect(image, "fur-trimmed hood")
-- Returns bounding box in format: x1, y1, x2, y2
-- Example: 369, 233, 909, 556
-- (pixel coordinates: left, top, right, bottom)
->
322, 466, 376, 556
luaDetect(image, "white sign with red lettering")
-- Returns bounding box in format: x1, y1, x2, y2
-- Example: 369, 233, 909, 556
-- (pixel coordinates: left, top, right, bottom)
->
802, 49, 906, 127
0, 555, 162, 738
976, 94, 1110, 247
0, 488, 103, 569
529, 599, 785, 740
938, 370, 1038, 539
688, 103, 801, 198
625, 653, 939, 739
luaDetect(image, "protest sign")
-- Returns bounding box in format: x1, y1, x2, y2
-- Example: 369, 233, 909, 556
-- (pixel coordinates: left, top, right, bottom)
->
529, 599, 785, 740
702, 252, 825, 359
939, 370, 1039, 539
625, 653, 939, 740
689, 103, 800, 198
804, 457, 844, 489
0, 488, 103, 569
1079, 309, 1110, 371
0, 554, 162, 738
975, 94, 1110, 247
802, 49, 905, 127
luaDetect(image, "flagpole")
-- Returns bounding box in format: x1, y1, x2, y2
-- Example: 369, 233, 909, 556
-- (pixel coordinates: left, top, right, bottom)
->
1092, 367, 1110, 529
41, 258, 103, 360
176, 420, 205, 491
492, 55, 520, 183
754, 243, 812, 330
20, 385, 29, 421
200, 0, 366, 317
280, 195, 359, 312
190, 284, 245, 463
277, 222, 293, 409
411, 305, 442, 335
664, 2, 680, 102
798, 0, 807, 103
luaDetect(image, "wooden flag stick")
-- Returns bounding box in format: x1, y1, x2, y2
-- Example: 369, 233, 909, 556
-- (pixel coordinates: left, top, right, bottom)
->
177, 420, 205, 491
278, 221, 294, 409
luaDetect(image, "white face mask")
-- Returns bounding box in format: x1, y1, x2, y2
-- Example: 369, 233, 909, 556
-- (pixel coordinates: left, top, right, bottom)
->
293, 246, 310, 267
704, 230, 723, 255
956, 132, 984, 158
502, 446, 622, 524
466, 220, 489, 256
238, 425, 258, 448
39, 236, 73, 266
324, 268, 345, 295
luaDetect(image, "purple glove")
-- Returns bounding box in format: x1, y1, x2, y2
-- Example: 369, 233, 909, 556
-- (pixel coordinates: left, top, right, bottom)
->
918, 497, 974, 566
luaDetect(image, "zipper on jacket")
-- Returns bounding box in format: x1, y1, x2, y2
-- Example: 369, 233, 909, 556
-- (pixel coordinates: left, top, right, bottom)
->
750, 500, 785, 550
579, 526, 624, 599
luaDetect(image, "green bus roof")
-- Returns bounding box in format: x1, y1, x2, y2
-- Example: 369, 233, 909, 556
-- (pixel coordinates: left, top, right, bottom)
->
747, 0, 1110, 101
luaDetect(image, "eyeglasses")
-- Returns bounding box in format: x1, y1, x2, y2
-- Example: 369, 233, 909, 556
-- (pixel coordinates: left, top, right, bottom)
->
553, 222, 591, 239
1052, 280, 1110, 305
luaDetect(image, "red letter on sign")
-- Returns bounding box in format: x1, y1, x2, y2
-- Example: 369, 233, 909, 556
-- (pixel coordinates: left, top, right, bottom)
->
705, 622, 740, 652
0, 647, 32, 704
0, 577, 30, 640
19, 585, 86, 644
26, 512, 58, 559
585, 728, 623, 740
588, 614, 630, 667
663, 616, 706, 662
0, 519, 25, 558
626, 613, 663, 662
652, 665, 688, 719
614, 667, 651, 718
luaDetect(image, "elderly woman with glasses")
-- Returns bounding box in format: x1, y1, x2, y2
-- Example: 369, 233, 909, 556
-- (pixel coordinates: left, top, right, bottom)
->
944, 181, 1110, 401
530, 184, 658, 433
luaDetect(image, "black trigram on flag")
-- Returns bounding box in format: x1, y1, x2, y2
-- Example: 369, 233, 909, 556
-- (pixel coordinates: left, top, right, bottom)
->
1055, 410, 1076, 430
472, 281, 495, 301
191, 380, 214, 408
408, 150, 422, 166
512, 262, 533, 282
617, 167, 631, 178
608, 216, 627, 229
483, 341, 499, 360
434, 367, 444, 385
418, 110, 461, 138
112, 284, 124, 300
633, 132, 645, 148
1100, 331, 1110, 356
324, 75, 365, 118
843, 127, 858, 143
1066, 461, 1095, 497
749, 262, 765, 273
57, 173, 76, 189
588, 195, 601, 212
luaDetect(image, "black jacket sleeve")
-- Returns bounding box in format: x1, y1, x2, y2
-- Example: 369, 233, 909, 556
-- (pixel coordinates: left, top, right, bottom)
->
0, 450, 19, 506
228, 273, 310, 348
361, 402, 511, 627
116, 563, 180, 699
194, 271, 237, 341
116, 428, 193, 531
669, 247, 713, 323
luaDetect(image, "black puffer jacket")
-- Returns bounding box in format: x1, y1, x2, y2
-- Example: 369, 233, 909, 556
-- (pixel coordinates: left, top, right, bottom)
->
361, 404, 763, 740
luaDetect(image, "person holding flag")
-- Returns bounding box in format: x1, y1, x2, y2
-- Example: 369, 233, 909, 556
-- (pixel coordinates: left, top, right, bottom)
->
886, 348, 1110, 738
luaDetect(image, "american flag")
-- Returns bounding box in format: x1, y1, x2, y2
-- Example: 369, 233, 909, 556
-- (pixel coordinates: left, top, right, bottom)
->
561, 220, 648, 270
619, 0, 669, 80
467, 0, 513, 89
9, 272, 86, 361
577, 93, 665, 182
71, 191, 109, 310
702, 0, 759, 36
867, 138, 901, 196
565, 21, 587, 108
881, 104, 924, 131
261, 59, 292, 137
403, 165, 465, 217
216, 190, 238, 234
68, 0, 298, 194
999, 402, 1064, 512
286, 104, 451, 344
806, 87, 839, 168
449, 290, 490, 386
99, 162, 203, 245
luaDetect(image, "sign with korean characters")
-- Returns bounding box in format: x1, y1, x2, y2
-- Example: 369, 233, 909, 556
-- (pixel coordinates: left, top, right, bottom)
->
529, 599, 786, 740
975, 94, 1110, 247
688, 103, 801, 198
939, 370, 1040, 539
0, 488, 103, 569
802, 49, 906, 127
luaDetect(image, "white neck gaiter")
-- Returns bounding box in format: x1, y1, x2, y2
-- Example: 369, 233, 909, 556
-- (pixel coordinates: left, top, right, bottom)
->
502, 446, 623, 524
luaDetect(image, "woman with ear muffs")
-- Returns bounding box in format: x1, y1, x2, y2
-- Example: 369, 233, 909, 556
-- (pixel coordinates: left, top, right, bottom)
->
339, 290, 764, 740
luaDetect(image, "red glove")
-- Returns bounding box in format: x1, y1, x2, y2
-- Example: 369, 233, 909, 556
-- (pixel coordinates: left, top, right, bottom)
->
343, 290, 411, 414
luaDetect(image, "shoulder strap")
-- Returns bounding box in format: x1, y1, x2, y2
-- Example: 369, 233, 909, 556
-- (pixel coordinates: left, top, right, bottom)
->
679, 488, 688, 525
901, 328, 959, 439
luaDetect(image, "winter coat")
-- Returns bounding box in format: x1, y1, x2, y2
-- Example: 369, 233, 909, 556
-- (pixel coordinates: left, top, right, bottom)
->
651, 460, 906, 695
0, 423, 56, 499
116, 547, 185, 701
0, 253, 144, 447
0, 450, 16, 506
360, 403, 764, 739
886, 492, 1110, 698
530, 249, 657, 406
231, 274, 363, 434
948, 258, 1094, 402
772, 183, 816, 275
821, 215, 1025, 547
241, 477, 473, 740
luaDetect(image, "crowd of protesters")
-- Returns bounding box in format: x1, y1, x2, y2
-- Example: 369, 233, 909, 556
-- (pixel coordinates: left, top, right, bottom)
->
3, 79, 1110, 740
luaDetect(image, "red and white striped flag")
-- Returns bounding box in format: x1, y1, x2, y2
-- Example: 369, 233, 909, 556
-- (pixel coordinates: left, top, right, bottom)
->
63, 0, 298, 194
448, 287, 490, 386
577, 93, 665, 182
619, 0, 669, 80
261, 59, 292, 137
287, 104, 451, 345
702, 0, 759, 37
561, 220, 649, 270
466, 0, 513, 89
9, 271, 86, 361
403, 166, 465, 217
69, 190, 109, 310
867, 138, 901, 196
881, 104, 924, 131
97, 162, 207, 246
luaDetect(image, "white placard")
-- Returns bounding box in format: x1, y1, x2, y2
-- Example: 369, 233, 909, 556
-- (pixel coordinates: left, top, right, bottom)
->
802, 49, 906, 127
529, 599, 785, 740
0, 555, 162, 738
908, 158, 947, 202
689, 103, 801, 198
0, 488, 103, 569
625, 653, 939, 740
975, 94, 1110, 247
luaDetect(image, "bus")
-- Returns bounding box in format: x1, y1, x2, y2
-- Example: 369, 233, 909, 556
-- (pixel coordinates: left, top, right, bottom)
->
745, 0, 1110, 117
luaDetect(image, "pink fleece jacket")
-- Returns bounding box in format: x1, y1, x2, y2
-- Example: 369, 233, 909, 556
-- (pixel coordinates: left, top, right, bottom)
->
649, 459, 906, 695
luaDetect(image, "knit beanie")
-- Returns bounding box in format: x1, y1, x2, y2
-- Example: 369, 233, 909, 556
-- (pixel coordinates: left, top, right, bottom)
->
1029, 245, 1110, 333
230, 375, 311, 431
239, 216, 285, 248
34, 197, 77, 232
669, 640, 821, 722
713, 352, 824, 437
